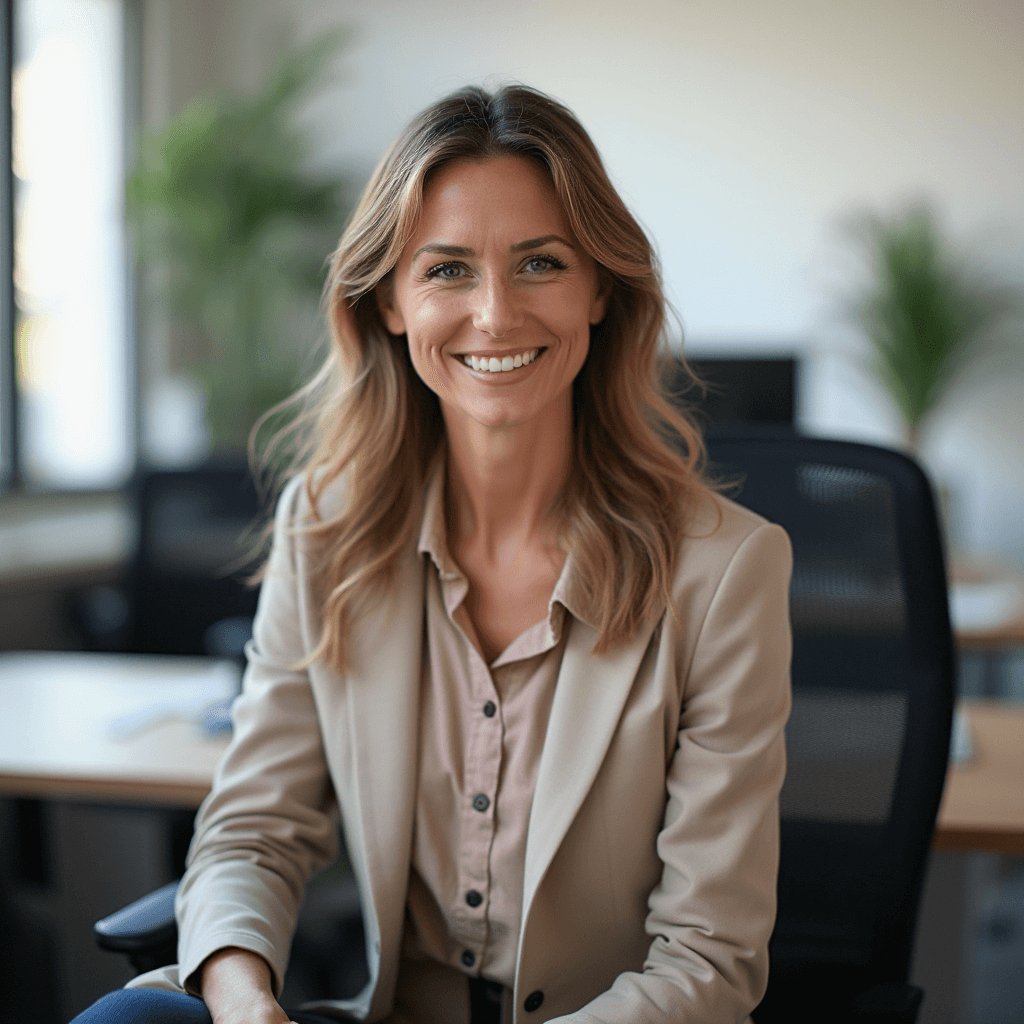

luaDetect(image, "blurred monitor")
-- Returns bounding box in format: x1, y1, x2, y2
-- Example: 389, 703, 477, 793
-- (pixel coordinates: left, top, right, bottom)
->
665, 356, 797, 429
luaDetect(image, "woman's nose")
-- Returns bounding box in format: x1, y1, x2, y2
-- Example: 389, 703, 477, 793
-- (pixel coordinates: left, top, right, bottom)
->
471, 279, 523, 338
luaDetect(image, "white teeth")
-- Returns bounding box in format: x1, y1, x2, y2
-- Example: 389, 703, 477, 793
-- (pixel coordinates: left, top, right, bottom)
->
462, 349, 542, 372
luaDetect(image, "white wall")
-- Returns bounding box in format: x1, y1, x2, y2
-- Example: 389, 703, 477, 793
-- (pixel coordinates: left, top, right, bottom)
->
143, 0, 1024, 566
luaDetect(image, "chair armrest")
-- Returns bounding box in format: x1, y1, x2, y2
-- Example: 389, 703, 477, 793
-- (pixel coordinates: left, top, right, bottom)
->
94, 880, 179, 957
851, 981, 923, 1023
754, 976, 925, 1024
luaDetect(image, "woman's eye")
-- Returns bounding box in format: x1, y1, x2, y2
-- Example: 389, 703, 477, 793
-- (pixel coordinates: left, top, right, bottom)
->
425, 262, 466, 281
524, 255, 566, 274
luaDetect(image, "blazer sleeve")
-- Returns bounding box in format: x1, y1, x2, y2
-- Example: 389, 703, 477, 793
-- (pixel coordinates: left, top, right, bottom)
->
174, 475, 340, 998
557, 519, 793, 1023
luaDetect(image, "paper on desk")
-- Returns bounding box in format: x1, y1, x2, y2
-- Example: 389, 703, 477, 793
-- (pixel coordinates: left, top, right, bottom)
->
949, 581, 1020, 633
105, 661, 240, 740
949, 704, 974, 766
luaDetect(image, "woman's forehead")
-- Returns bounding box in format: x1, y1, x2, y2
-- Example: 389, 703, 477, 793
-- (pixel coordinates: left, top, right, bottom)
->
410, 156, 571, 249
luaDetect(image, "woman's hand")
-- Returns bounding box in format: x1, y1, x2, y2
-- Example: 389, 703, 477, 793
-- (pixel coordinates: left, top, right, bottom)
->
200, 947, 296, 1024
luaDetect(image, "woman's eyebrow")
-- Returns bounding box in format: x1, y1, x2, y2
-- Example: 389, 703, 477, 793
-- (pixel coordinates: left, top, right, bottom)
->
411, 243, 475, 261
411, 235, 576, 262
510, 234, 574, 253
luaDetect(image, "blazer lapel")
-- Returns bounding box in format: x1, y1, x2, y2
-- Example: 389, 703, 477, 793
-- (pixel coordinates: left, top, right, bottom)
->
521, 616, 657, 920
342, 547, 425, 1018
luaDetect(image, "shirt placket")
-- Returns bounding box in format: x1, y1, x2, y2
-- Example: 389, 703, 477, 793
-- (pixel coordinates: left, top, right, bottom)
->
451, 642, 502, 973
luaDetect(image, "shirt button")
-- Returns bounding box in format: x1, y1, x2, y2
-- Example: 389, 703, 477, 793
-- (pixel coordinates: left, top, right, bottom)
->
483, 700, 497, 718
465, 889, 483, 908
472, 793, 490, 812
461, 949, 475, 968
524, 990, 544, 1012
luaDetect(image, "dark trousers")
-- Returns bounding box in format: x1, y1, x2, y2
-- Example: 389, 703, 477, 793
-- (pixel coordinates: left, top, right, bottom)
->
70, 979, 504, 1023
68, 988, 348, 1023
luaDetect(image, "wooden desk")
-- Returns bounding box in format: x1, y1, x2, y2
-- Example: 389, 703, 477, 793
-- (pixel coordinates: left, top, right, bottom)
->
3, 654, 1020, 851
951, 568, 1024, 652
956, 608, 1024, 653
934, 699, 1024, 855
0, 651, 234, 807
0, 494, 131, 585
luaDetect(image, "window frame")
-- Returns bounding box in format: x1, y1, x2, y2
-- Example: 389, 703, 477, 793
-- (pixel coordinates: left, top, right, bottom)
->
0, 0, 142, 498
1, 0, 16, 490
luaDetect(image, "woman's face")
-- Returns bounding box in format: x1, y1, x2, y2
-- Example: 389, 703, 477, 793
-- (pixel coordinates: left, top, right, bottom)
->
378, 155, 609, 434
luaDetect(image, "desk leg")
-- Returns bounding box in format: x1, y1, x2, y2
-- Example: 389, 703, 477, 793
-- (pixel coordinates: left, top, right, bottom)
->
911, 850, 975, 1024
965, 854, 1024, 1024
2, 800, 182, 1024
980, 651, 1006, 698
957, 649, 1006, 700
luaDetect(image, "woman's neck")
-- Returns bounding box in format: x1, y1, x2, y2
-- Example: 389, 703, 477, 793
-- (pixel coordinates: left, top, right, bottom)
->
442, 398, 572, 562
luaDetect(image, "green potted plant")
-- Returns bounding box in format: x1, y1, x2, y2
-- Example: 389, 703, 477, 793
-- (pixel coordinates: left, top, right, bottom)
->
127, 32, 349, 454
842, 203, 1019, 451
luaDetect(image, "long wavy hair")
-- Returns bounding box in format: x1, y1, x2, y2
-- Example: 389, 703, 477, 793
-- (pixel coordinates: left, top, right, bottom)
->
262, 84, 715, 672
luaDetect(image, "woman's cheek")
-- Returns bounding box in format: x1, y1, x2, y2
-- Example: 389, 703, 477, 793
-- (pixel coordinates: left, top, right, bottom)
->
417, 301, 461, 357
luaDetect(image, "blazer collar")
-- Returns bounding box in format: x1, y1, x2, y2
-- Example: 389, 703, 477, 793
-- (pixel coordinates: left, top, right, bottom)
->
341, 543, 426, 1020
521, 613, 658, 935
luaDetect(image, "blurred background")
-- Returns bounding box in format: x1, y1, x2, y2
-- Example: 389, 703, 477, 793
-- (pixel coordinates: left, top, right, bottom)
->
0, 1, 1022, 1022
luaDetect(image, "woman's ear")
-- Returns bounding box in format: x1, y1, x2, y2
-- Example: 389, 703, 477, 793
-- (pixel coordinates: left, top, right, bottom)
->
589, 268, 613, 325
375, 277, 407, 336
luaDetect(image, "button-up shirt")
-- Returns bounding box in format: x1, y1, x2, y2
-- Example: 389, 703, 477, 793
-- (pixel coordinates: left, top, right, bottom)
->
389, 463, 584, 1022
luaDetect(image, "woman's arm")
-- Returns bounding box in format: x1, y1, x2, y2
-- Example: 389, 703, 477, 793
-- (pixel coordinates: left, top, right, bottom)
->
556, 519, 793, 1022
175, 476, 341, 999
199, 948, 294, 1024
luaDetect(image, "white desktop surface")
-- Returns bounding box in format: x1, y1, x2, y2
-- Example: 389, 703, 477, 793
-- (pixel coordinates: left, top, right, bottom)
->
0, 651, 236, 806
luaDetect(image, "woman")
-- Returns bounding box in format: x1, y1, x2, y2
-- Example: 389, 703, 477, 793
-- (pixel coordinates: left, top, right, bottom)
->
77, 84, 791, 1024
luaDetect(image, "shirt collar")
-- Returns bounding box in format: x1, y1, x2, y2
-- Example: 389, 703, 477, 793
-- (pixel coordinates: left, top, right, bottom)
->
416, 459, 595, 632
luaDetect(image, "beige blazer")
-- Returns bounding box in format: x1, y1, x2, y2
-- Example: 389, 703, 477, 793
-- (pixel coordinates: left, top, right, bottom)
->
131, 476, 792, 1024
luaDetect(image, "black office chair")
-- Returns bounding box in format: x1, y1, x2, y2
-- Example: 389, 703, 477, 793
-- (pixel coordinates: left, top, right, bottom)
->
73, 462, 263, 660
125, 462, 264, 658
95, 861, 367, 1005
95, 434, 954, 1022
703, 432, 955, 1024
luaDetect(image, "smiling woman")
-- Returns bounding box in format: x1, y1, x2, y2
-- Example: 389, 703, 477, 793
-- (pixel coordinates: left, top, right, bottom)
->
379, 157, 608, 440
305, 85, 726, 674
376, 155, 611, 657
73, 85, 792, 1024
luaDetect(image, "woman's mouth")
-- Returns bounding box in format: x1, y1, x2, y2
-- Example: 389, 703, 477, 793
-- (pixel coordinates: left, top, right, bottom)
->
461, 348, 542, 373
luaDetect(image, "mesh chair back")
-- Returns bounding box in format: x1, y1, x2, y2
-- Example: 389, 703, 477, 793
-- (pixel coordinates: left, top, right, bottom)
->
704, 433, 955, 1018
127, 463, 263, 656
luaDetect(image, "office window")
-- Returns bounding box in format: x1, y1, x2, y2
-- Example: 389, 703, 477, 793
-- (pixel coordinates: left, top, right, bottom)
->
8, 0, 130, 488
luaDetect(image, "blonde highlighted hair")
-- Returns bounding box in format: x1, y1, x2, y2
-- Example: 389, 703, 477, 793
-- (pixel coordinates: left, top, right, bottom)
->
261, 84, 714, 672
